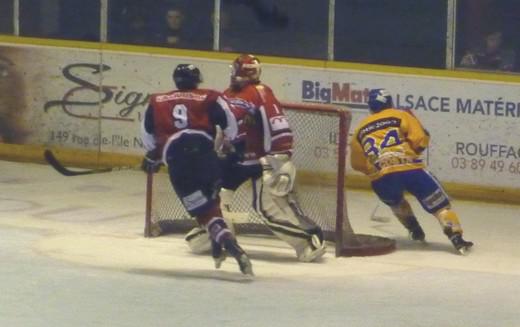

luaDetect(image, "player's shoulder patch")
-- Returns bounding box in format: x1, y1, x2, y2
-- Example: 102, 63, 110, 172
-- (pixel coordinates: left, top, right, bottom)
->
228, 97, 256, 114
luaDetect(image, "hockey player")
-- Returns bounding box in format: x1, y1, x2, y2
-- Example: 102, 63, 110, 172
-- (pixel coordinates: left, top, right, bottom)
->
186, 54, 326, 262
141, 64, 253, 275
350, 88, 473, 254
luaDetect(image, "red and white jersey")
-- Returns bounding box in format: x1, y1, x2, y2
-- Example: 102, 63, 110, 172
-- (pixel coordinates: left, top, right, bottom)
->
223, 83, 293, 164
141, 88, 238, 160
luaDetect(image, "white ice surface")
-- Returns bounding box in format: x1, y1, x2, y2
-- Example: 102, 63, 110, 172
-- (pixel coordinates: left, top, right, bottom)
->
0, 160, 519, 327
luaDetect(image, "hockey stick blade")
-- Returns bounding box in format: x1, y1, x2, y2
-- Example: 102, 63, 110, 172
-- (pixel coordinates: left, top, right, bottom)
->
44, 150, 113, 176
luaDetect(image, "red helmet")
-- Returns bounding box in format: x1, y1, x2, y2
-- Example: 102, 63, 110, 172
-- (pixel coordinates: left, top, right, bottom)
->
230, 54, 261, 88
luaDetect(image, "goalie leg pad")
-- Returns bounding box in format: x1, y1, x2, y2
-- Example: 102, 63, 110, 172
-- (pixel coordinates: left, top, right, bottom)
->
258, 179, 326, 262
185, 204, 236, 254
185, 227, 212, 254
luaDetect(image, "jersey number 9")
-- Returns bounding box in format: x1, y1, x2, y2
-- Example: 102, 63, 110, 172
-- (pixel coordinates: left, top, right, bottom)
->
172, 104, 188, 129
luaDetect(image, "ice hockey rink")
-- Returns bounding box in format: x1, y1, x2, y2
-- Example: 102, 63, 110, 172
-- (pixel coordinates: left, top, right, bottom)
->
1, 159, 519, 327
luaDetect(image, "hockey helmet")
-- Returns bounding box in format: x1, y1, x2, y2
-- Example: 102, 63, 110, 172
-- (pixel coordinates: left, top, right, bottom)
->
367, 88, 393, 113
173, 64, 202, 90
230, 54, 261, 88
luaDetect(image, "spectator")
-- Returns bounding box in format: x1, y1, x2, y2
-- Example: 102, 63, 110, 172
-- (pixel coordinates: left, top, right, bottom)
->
459, 31, 516, 71
155, 7, 186, 48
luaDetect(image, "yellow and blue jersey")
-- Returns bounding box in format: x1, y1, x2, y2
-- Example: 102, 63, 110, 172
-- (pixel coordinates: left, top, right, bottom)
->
350, 108, 430, 180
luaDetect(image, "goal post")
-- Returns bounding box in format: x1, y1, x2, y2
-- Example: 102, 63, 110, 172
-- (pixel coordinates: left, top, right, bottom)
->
144, 102, 395, 257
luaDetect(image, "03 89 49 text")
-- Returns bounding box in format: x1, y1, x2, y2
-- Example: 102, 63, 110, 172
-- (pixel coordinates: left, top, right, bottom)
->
450, 157, 520, 175
313, 145, 338, 160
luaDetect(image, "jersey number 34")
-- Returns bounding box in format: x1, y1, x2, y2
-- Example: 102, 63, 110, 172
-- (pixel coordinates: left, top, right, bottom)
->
362, 129, 401, 157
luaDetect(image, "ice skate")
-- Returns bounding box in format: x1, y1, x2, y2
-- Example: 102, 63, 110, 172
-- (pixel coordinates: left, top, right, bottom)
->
450, 233, 473, 255
236, 253, 254, 276
408, 226, 426, 242
223, 238, 254, 276
399, 215, 425, 242
211, 240, 226, 269
297, 234, 327, 262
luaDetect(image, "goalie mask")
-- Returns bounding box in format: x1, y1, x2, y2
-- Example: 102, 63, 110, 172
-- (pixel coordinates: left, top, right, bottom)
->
230, 54, 261, 89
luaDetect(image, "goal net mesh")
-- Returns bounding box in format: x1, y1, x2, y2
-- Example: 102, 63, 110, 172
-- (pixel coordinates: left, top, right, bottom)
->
145, 102, 395, 256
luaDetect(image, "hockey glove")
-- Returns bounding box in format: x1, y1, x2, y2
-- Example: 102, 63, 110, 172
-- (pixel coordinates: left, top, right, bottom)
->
141, 149, 162, 173
218, 138, 246, 164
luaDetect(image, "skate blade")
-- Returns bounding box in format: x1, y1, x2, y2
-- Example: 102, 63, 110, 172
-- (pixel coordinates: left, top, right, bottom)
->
408, 231, 426, 243
409, 236, 427, 243
240, 265, 255, 278
457, 245, 473, 255
416, 239, 428, 246
214, 255, 226, 269
241, 268, 255, 278
298, 246, 327, 262
238, 255, 255, 277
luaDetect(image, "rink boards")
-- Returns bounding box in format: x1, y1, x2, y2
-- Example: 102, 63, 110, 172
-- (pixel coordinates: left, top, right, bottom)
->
1, 36, 520, 203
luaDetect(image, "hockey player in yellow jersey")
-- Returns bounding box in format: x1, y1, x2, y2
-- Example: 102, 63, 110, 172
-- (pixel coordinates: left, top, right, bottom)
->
351, 89, 473, 254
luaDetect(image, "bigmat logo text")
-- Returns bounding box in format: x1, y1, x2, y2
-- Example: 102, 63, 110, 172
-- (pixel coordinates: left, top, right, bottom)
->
301, 80, 369, 109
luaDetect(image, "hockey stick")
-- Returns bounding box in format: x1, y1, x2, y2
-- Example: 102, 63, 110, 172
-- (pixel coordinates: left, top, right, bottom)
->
369, 203, 392, 223
44, 149, 133, 176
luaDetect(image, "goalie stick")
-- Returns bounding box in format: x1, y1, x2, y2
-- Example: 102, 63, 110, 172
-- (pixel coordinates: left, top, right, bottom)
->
44, 150, 133, 176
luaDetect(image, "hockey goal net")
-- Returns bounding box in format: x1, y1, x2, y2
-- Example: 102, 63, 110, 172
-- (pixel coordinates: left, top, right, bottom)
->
144, 102, 395, 256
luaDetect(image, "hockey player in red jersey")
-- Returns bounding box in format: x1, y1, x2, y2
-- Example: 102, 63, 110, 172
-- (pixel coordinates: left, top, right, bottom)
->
185, 54, 326, 262
141, 64, 253, 275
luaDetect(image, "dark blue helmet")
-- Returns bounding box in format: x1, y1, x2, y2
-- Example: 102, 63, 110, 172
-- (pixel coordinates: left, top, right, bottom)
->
173, 64, 202, 90
367, 88, 393, 112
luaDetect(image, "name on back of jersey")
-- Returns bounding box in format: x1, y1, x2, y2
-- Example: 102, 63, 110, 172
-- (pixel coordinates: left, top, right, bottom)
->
358, 117, 401, 141
156, 92, 208, 103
